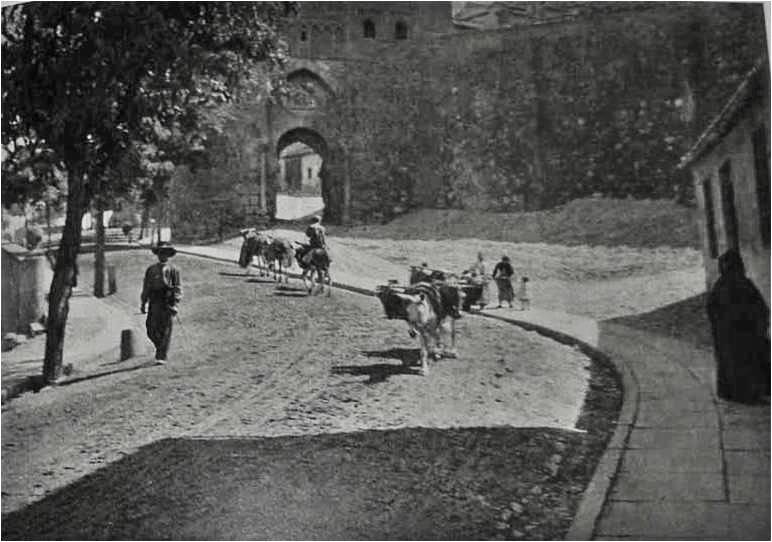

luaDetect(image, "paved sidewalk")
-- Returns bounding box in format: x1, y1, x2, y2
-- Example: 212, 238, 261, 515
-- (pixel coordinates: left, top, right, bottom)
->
179, 241, 770, 540
481, 307, 770, 540
2, 290, 149, 403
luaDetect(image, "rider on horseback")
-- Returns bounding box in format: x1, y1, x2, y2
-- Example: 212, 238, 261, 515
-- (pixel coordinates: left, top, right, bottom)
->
302, 215, 328, 265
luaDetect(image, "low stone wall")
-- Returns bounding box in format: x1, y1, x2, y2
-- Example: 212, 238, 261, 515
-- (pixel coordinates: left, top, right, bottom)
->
1, 244, 53, 335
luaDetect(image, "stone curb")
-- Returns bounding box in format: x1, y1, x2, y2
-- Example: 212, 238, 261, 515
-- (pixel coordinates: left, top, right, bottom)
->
180, 248, 638, 540
477, 312, 640, 542
176, 249, 378, 298
9, 246, 637, 538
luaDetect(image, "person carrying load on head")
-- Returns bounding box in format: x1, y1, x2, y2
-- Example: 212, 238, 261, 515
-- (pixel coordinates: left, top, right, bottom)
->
302, 215, 328, 266
468, 251, 490, 308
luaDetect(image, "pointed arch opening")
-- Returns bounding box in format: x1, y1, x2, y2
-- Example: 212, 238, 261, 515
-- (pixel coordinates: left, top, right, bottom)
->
275, 128, 328, 221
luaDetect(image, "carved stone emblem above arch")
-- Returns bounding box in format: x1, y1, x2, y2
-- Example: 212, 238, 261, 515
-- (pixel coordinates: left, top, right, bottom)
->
284, 59, 341, 94
281, 67, 335, 113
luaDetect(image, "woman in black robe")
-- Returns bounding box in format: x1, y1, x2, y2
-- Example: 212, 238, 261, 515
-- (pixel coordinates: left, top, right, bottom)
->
493, 255, 515, 309
707, 249, 770, 403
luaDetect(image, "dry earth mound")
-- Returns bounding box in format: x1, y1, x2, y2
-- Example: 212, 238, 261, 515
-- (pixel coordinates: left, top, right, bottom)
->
330, 198, 700, 249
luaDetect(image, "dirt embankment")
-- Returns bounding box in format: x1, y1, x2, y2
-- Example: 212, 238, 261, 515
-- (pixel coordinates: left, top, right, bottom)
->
328, 198, 700, 249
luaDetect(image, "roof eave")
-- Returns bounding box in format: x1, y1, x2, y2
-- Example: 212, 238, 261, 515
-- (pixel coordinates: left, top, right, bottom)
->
678, 57, 767, 170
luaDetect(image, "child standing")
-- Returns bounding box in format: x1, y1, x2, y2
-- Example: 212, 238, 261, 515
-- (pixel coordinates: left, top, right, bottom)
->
517, 276, 530, 311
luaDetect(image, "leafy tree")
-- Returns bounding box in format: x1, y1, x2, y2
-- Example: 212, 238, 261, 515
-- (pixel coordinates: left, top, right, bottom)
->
2, 2, 291, 383
2, 135, 66, 252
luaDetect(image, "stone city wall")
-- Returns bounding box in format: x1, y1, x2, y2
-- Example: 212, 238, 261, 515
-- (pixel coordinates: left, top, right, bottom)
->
171, 2, 767, 230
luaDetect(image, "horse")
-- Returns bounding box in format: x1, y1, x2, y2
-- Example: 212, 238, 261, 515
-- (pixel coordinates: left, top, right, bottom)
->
295, 243, 332, 296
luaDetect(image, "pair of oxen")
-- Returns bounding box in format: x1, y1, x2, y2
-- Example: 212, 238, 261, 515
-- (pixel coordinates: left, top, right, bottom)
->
238, 229, 331, 296
377, 279, 462, 376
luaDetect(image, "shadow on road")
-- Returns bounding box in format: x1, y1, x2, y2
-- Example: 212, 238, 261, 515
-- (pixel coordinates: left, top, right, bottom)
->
602, 293, 712, 348
55, 360, 159, 387
273, 291, 309, 297
361, 347, 419, 365
1, 427, 603, 541
217, 271, 251, 278
217, 271, 277, 284
275, 284, 302, 291
331, 362, 415, 383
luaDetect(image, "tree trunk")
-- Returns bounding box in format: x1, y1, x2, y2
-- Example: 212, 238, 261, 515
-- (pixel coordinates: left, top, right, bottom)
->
156, 211, 162, 245
43, 168, 86, 383
94, 207, 105, 298
45, 200, 51, 247
140, 203, 149, 239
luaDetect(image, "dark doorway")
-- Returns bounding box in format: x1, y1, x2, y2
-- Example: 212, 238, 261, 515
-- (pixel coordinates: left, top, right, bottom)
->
719, 160, 739, 251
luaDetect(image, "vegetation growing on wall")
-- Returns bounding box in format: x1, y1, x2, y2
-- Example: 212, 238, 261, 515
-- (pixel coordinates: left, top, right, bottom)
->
314, 3, 766, 221
166, 3, 765, 227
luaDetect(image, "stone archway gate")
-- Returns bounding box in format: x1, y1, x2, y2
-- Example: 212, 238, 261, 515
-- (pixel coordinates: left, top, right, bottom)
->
255, 59, 352, 224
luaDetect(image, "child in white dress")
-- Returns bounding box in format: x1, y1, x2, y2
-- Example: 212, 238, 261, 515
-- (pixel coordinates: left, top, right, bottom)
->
517, 277, 530, 311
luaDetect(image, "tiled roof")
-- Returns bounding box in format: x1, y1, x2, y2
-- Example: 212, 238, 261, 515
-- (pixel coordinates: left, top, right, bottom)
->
678, 57, 768, 169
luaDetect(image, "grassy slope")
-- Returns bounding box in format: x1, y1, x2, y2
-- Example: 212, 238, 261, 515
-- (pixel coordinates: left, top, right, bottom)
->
328, 198, 700, 249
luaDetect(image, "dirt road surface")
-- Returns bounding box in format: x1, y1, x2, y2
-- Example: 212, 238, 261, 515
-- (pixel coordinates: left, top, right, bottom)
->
2, 253, 620, 539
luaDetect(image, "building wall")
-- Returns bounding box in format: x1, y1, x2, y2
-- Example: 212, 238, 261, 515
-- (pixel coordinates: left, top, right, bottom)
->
691, 96, 770, 305
301, 153, 323, 191
283, 2, 766, 221
279, 148, 323, 193
1, 244, 53, 335
170, 2, 767, 231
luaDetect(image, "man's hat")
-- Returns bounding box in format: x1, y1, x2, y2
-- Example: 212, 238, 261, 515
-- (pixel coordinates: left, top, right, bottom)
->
152, 241, 177, 256
310, 215, 321, 223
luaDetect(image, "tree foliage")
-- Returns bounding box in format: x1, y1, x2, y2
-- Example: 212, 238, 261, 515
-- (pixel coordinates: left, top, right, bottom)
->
2, 1, 292, 382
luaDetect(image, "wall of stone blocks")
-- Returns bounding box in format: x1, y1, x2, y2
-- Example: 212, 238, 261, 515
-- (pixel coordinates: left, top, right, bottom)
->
170, 3, 768, 229
304, 3, 767, 221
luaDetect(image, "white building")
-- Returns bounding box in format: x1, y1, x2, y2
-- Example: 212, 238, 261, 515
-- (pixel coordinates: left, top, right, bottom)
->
680, 58, 770, 305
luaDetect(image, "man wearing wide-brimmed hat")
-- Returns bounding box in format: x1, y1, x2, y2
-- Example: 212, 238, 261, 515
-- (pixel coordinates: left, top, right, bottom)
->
141, 242, 182, 365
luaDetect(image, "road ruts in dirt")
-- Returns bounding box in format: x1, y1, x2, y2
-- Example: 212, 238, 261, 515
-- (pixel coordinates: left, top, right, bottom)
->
202, 313, 592, 439
2, 254, 591, 518
2, 256, 316, 511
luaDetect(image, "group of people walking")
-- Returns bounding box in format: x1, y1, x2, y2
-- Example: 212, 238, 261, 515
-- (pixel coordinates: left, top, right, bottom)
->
467, 252, 529, 310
